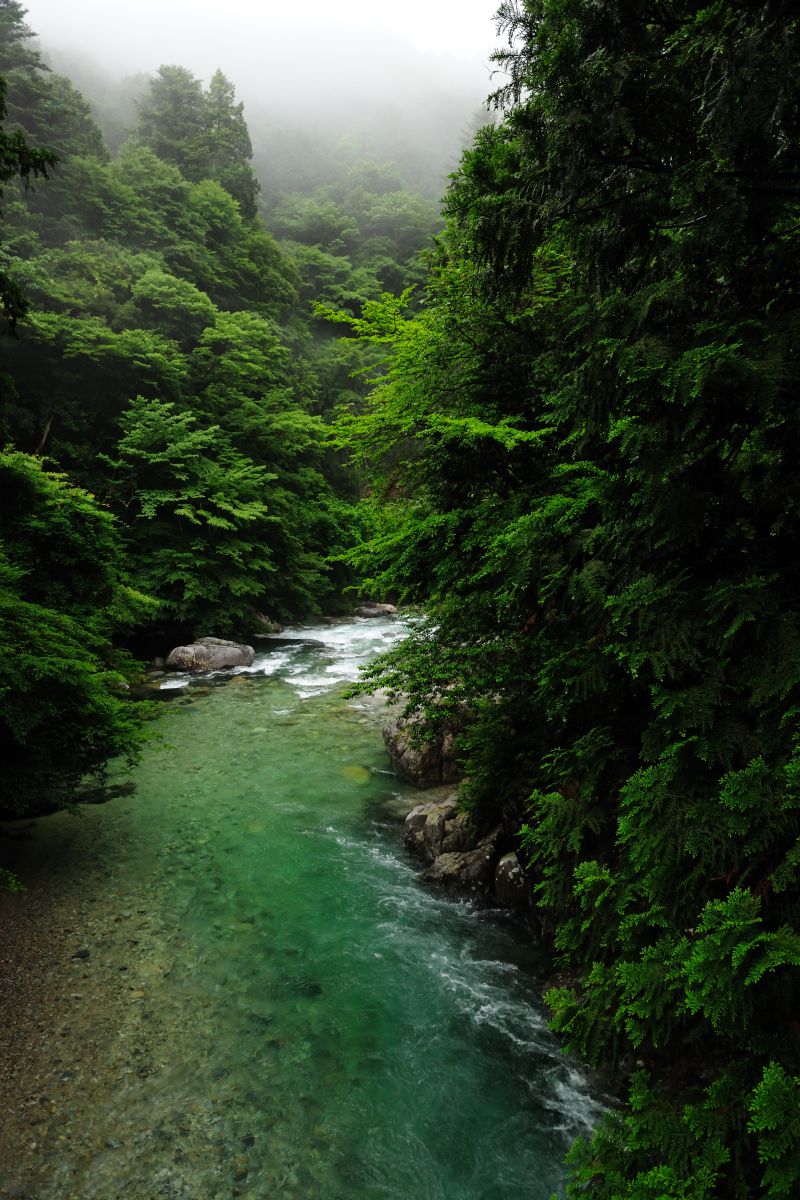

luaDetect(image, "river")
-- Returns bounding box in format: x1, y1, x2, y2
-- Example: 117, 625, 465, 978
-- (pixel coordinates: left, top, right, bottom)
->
0, 617, 600, 1200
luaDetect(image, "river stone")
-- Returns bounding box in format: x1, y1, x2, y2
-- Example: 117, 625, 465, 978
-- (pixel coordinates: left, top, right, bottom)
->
353, 601, 398, 618
383, 711, 462, 788
166, 637, 255, 672
493, 852, 530, 908
441, 810, 472, 854
253, 612, 284, 634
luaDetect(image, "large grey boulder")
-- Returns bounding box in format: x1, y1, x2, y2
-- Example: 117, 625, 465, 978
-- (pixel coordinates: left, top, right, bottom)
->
165, 636, 255, 672
354, 601, 398, 618
383, 710, 463, 788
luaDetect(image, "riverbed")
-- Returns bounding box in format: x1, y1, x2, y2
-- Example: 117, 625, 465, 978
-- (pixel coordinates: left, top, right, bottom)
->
0, 618, 600, 1199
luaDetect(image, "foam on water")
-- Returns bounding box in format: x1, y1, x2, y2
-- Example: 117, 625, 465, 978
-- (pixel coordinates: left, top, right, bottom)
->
160, 616, 409, 699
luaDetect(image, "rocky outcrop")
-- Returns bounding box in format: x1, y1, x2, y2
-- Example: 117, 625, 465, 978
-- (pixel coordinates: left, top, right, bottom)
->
420, 831, 501, 893
403, 798, 530, 906
353, 601, 398, 618
383, 711, 464, 788
166, 637, 255, 672
404, 794, 461, 860
388, 702, 529, 908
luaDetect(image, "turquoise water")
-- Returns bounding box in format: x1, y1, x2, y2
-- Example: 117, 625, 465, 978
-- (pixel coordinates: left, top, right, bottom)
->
4, 619, 600, 1199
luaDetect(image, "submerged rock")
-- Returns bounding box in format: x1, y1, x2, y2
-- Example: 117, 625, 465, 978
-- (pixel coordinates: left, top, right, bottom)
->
165, 637, 255, 672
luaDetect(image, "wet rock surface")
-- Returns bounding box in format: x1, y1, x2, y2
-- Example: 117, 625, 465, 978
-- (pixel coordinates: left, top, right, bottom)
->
403, 794, 461, 861
387, 698, 533, 908
352, 601, 398, 618
494, 852, 531, 909
418, 827, 503, 895
402, 796, 530, 907
165, 637, 255, 672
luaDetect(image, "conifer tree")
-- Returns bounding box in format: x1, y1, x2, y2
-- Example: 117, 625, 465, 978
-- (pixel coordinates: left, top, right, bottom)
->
135, 64, 208, 182
204, 68, 259, 218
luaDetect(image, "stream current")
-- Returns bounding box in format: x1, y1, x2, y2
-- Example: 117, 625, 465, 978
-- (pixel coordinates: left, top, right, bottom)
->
1, 618, 600, 1199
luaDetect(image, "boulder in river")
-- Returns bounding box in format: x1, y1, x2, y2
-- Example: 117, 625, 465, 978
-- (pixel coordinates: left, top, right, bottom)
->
405, 803, 530, 906
165, 637, 255, 672
253, 612, 284, 634
353, 601, 398, 618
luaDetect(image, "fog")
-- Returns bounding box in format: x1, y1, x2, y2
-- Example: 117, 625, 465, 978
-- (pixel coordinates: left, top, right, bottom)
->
22, 0, 504, 192
24, 1, 500, 69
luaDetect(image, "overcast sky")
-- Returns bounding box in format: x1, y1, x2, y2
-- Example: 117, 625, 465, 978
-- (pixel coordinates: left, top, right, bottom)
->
23, 0, 502, 74
22, 0, 504, 185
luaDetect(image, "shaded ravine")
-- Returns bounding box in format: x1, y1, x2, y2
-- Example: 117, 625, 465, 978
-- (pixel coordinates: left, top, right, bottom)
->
0, 618, 601, 1200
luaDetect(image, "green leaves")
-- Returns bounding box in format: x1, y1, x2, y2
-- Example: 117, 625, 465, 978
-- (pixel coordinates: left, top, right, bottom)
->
748, 1063, 800, 1197
684, 890, 800, 1030
0, 74, 56, 327
108, 395, 276, 633
0, 450, 146, 816
135, 65, 260, 216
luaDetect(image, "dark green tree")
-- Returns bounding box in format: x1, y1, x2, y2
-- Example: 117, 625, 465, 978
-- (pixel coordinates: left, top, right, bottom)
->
204, 68, 259, 218
135, 64, 208, 181
135, 64, 260, 217
106, 394, 278, 635
0, 75, 55, 326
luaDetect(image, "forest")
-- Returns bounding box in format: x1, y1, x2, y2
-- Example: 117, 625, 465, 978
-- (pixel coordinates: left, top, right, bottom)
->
2, 0, 800, 1197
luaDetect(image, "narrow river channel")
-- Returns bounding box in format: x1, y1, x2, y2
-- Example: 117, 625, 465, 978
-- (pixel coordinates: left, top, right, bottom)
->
0, 618, 600, 1200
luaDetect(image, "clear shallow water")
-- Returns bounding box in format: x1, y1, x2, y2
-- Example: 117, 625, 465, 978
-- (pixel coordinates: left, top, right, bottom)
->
4, 618, 601, 1199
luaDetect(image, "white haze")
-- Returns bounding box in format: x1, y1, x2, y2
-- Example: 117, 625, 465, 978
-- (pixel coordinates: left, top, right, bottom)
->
23, 1, 500, 68
23, 1, 502, 130
23, 0, 504, 194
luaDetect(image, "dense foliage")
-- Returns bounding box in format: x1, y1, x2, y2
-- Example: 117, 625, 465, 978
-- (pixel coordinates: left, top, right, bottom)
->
333, 2, 800, 1196
0, 449, 147, 816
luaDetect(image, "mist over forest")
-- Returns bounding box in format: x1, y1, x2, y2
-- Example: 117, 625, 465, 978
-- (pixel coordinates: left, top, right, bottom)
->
35, 2, 499, 198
